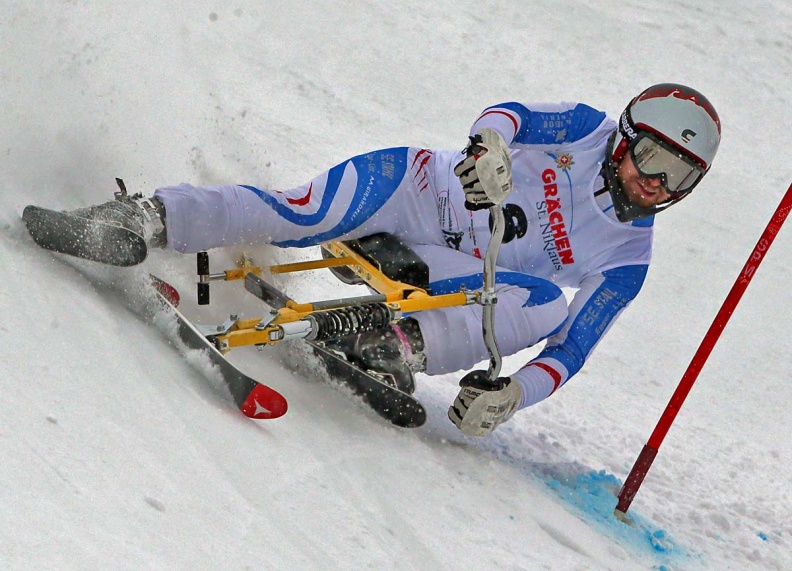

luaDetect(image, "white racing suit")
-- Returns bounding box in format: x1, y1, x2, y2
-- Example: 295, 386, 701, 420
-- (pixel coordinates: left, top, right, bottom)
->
154, 102, 653, 410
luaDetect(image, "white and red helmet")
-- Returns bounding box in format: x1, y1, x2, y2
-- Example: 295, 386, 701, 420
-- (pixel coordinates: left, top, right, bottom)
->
608, 83, 721, 221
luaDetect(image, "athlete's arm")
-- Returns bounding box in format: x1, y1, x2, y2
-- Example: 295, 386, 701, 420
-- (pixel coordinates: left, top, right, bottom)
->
468, 101, 609, 150
511, 264, 648, 408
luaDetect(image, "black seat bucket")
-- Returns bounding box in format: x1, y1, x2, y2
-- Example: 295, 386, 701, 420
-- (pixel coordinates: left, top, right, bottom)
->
322, 233, 430, 292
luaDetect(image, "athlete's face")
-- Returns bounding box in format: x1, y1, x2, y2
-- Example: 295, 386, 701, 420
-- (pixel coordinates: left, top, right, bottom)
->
616, 153, 672, 207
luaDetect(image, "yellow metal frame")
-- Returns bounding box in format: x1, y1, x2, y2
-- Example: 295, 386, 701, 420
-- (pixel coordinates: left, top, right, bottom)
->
207, 241, 476, 352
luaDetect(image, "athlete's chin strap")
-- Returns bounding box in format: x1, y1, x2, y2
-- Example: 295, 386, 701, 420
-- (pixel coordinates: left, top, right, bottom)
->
602, 132, 689, 223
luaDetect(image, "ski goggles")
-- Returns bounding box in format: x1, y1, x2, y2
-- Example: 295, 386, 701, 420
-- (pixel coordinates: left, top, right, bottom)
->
629, 132, 706, 195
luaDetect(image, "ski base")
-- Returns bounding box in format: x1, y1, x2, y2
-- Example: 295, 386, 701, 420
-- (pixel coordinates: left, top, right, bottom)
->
308, 341, 426, 428
23, 205, 148, 267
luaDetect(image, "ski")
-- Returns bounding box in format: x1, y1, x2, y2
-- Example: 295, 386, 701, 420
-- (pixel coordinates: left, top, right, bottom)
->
308, 341, 427, 428
20, 205, 285, 419
23, 205, 148, 267
244, 272, 427, 428
149, 274, 181, 306
152, 279, 288, 420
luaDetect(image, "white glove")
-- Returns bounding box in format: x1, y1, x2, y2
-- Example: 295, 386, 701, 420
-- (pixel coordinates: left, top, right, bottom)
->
448, 371, 522, 436
453, 128, 513, 211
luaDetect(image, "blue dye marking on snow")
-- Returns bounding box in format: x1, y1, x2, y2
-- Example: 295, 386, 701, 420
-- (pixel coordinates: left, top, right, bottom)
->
536, 468, 696, 568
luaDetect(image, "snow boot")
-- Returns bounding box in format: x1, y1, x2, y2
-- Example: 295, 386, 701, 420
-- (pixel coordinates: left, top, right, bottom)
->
23, 180, 168, 267
69, 186, 167, 248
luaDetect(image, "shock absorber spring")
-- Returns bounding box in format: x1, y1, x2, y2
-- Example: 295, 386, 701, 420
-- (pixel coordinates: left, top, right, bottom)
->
309, 303, 392, 342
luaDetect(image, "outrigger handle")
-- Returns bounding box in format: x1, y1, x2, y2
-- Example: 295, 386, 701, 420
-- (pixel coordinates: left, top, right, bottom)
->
482, 205, 506, 385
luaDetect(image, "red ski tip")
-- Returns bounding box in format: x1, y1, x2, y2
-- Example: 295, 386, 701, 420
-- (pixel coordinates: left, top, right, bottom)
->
149, 274, 181, 307
241, 384, 288, 419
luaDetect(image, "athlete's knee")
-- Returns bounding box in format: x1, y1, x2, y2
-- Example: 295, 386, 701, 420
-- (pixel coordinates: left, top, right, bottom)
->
525, 292, 569, 341
494, 280, 568, 351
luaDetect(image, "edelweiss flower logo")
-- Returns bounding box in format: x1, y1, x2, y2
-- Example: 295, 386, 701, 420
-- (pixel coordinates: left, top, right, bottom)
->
556, 153, 574, 171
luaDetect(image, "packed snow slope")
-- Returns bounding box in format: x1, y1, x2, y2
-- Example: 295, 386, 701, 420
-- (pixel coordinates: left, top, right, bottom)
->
1, 1, 790, 569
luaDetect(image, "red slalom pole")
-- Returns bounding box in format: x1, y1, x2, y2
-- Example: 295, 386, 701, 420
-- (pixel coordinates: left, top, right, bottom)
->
615, 181, 792, 520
